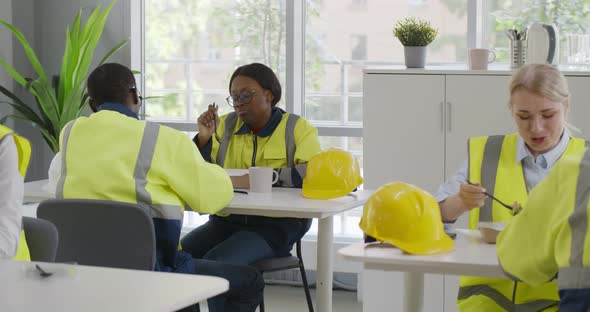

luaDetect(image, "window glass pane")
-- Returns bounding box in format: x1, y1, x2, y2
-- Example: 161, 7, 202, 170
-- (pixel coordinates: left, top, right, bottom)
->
486, 1, 590, 64
318, 136, 363, 170
145, 0, 287, 122
305, 0, 468, 124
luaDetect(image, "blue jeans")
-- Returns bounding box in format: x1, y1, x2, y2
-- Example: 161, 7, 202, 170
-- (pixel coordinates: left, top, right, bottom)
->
558, 289, 590, 312
177, 259, 264, 312
181, 214, 311, 265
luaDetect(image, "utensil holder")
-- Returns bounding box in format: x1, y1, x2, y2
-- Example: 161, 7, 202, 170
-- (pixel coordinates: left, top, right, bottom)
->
510, 39, 527, 68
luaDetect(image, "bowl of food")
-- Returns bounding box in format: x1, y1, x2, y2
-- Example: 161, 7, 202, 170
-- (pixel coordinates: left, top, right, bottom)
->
477, 222, 507, 244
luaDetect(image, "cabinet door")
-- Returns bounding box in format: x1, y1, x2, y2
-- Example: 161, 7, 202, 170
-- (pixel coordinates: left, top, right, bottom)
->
362, 73, 445, 312
363, 74, 445, 194
445, 75, 516, 187
566, 77, 590, 141
443, 75, 515, 312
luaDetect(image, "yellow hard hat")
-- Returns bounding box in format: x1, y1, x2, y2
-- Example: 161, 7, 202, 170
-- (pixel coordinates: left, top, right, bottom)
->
359, 181, 453, 255
302, 148, 363, 199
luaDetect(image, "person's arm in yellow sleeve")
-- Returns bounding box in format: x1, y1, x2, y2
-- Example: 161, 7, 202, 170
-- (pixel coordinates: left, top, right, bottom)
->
496, 161, 562, 286
277, 117, 321, 188
166, 130, 233, 215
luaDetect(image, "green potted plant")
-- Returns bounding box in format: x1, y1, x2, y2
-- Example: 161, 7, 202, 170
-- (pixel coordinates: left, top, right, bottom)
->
0, 1, 127, 153
392, 17, 438, 68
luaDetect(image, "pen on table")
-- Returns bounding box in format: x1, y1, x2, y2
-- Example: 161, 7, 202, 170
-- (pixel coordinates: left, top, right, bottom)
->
234, 190, 248, 194
465, 179, 513, 211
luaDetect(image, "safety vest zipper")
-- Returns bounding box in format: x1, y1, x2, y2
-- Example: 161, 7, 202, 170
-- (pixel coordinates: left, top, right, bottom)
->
251, 133, 257, 167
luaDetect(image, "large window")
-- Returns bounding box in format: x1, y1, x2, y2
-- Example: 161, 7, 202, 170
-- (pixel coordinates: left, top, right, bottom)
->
139, 0, 590, 237
141, 0, 472, 162
144, 0, 287, 121
142, 0, 590, 128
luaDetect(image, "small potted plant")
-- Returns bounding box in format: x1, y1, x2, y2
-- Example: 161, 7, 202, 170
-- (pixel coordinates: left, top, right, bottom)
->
393, 17, 438, 68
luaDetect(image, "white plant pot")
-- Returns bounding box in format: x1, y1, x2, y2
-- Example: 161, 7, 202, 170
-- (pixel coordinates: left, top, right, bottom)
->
404, 46, 427, 68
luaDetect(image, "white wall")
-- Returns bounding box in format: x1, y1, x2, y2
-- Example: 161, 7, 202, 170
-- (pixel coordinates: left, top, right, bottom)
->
9, 0, 131, 180
0, 0, 13, 129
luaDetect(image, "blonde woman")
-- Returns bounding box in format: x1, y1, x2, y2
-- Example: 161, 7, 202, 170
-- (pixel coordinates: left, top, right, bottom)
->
435, 64, 588, 311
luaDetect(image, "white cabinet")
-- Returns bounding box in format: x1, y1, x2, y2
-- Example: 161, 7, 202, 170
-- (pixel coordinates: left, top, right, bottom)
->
363, 74, 445, 193
444, 75, 516, 186
361, 67, 590, 312
564, 77, 590, 139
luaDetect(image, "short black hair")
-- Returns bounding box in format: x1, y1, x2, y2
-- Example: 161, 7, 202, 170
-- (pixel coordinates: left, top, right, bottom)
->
87, 63, 136, 111
229, 63, 282, 107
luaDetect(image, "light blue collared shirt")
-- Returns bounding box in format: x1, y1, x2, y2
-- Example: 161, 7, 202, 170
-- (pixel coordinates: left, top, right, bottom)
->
434, 131, 570, 202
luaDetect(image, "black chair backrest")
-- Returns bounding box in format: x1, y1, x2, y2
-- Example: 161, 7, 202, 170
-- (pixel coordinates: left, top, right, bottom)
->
37, 199, 156, 270
22, 216, 59, 262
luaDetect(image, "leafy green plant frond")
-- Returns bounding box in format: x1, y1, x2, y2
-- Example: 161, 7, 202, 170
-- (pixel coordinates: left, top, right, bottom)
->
0, 20, 47, 80
392, 17, 438, 47
0, 0, 126, 153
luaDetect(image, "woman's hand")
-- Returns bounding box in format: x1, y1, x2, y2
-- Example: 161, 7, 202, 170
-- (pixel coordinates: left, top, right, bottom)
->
196, 104, 219, 147
458, 182, 487, 210
439, 182, 487, 222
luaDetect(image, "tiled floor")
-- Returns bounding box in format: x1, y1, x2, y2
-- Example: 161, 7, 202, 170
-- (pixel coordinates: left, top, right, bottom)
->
262, 285, 361, 312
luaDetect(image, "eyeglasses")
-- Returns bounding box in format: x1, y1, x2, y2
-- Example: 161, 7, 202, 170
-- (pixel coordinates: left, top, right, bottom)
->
226, 90, 256, 107
130, 87, 144, 101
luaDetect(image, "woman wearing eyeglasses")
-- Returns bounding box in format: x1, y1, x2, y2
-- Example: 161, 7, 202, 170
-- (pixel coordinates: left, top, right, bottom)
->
436, 64, 588, 311
181, 63, 321, 266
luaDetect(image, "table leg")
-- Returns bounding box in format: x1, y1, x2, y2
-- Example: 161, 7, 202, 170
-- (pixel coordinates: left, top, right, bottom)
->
404, 272, 424, 312
198, 301, 209, 312
317, 216, 334, 312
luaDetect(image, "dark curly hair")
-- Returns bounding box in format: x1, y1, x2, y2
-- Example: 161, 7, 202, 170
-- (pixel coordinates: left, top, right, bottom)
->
87, 63, 136, 112
229, 63, 281, 107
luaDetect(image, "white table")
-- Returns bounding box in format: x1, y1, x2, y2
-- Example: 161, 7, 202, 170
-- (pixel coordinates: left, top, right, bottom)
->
1, 259, 228, 312
339, 229, 505, 312
24, 179, 372, 312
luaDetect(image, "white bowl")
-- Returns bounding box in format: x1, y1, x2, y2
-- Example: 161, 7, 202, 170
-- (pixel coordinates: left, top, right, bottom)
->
477, 222, 507, 244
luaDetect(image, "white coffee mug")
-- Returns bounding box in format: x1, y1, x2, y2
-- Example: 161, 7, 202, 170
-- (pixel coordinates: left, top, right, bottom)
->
249, 167, 279, 193
469, 48, 496, 70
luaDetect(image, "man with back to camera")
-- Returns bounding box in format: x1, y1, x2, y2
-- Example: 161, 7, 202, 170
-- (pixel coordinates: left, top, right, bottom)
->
54, 62, 263, 312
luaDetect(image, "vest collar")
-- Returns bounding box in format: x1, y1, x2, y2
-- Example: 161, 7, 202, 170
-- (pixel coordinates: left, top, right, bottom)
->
97, 102, 139, 120
516, 130, 570, 169
235, 107, 285, 137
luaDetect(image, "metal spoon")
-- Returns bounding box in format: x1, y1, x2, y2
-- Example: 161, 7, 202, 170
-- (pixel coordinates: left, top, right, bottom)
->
35, 264, 53, 278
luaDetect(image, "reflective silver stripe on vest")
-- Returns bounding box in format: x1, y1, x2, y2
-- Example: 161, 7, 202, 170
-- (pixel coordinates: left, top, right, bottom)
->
56, 121, 76, 199
569, 146, 590, 267
458, 285, 558, 311
216, 112, 238, 166
134, 122, 160, 206
285, 114, 299, 167
480, 135, 506, 222
559, 267, 590, 289
134, 122, 183, 220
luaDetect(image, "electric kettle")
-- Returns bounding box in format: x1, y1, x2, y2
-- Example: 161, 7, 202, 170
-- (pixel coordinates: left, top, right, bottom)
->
525, 22, 559, 65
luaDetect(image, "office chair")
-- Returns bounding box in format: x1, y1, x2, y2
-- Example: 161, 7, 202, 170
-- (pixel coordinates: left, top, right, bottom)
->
37, 199, 156, 271
252, 239, 314, 312
22, 216, 59, 262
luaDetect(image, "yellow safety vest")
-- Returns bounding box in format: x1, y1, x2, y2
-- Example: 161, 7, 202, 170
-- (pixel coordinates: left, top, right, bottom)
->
458, 133, 587, 311
497, 147, 590, 300
0, 125, 32, 261
212, 111, 320, 170
57, 110, 233, 269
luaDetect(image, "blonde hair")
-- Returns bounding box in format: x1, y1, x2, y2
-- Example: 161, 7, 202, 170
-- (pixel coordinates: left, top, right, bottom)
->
509, 64, 570, 114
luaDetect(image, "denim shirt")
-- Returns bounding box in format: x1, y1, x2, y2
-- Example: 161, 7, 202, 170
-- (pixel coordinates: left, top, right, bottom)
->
97, 102, 139, 120
435, 131, 570, 202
